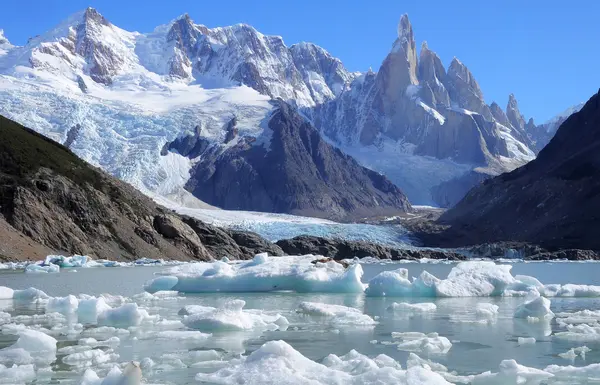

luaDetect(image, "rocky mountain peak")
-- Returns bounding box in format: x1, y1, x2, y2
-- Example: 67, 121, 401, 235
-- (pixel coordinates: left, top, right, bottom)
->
390, 14, 418, 85
489, 101, 512, 128
417, 41, 449, 107
82, 7, 110, 27
506, 93, 525, 130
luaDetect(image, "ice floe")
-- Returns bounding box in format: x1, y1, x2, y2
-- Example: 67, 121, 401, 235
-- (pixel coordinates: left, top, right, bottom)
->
181, 299, 289, 332
387, 302, 437, 313
145, 254, 366, 293
79, 362, 142, 385
296, 301, 376, 325
194, 340, 453, 384
0, 330, 56, 365
390, 332, 452, 354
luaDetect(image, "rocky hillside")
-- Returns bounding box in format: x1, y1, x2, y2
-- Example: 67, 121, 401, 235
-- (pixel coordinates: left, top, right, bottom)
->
0, 114, 282, 261
439, 90, 600, 250
166, 100, 412, 221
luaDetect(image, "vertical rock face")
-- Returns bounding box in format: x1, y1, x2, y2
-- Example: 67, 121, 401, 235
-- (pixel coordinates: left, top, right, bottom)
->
506, 93, 526, 131
489, 102, 512, 128
175, 100, 412, 221
445, 58, 493, 121
418, 42, 450, 108
440, 90, 600, 250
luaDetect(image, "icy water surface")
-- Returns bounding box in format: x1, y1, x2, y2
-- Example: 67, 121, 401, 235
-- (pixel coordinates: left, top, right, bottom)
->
2, 262, 600, 384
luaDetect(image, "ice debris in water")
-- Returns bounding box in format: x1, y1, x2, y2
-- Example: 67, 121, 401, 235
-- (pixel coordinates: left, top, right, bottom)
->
145, 254, 366, 293
0, 286, 49, 301
475, 303, 499, 319
0, 364, 36, 384
182, 299, 289, 332
24, 263, 59, 273
517, 337, 536, 345
387, 302, 437, 313
390, 332, 452, 354
79, 361, 142, 385
195, 340, 453, 384
470, 359, 553, 384
514, 296, 554, 321
0, 329, 57, 365
98, 303, 155, 328
296, 301, 377, 325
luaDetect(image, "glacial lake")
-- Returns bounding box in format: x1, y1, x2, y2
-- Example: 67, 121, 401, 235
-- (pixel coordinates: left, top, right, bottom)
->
2, 261, 600, 384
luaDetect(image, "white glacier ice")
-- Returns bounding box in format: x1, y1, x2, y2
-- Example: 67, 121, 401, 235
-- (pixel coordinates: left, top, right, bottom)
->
514, 296, 554, 321
97, 303, 154, 328
296, 301, 376, 325
181, 299, 289, 332
0, 330, 57, 365
194, 340, 452, 384
390, 332, 452, 354
470, 359, 553, 384
475, 303, 500, 319
46, 295, 79, 314
79, 362, 142, 385
517, 337, 536, 345
145, 254, 366, 293
387, 302, 437, 313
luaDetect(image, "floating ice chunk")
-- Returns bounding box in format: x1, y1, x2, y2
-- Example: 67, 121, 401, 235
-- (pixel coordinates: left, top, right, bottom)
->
79, 336, 120, 347
182, 299, 289, 332
132, 290, 179, 302
296, 302, 376, 326
143, 276, 179, 293
195, 340, 452, 384
322, 349, 401, 373
517, 337, 536, 345
11, 287, 49, 301
554, 323, 600, 342
0, 287, 14, 300
0, 312, 10, 325
555, 309, 600, 325
366, 262, 529, 297
0, 364, 35, 384
514, 296, 554, 321
47, 295, 79, 314
24, 263, 59, 273
559, 348, 577, 361
541, 284, 600, 297
155, 330, 212, 342
471, 359, 553, 384
79, 362, 142, 385
391, 332, 452, 354
0, 330, 57, 365
62, 349, 119, 367
365, 268, 413, 296
81, 326, 130, 339
77, 296, 112, 324
146, 255, 366, 293
436, 262, 516, 297
387, 302, 437, 313
544, 362, 600, 381
475, 303, 499, 319
44, 254, 90, 268
97, 303, 152, 328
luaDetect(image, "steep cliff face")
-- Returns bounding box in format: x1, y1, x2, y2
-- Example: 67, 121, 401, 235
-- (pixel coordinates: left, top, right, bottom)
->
440, 90, 600, 250
0, 114, 282, 261
172, 101, 412, 221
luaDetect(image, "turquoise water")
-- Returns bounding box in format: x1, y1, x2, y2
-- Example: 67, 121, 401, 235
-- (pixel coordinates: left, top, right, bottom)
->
2, 262, 600, 384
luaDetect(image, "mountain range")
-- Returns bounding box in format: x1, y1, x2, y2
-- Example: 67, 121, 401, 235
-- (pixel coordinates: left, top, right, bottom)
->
0, 8, 582, 217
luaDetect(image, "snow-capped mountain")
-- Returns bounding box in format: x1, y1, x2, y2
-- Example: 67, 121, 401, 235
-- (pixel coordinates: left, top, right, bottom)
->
0, 8, 581, 212
308, 15, 556, 206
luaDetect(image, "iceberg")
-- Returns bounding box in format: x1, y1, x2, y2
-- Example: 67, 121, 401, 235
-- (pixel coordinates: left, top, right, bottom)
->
46, 295, 79, 314
79, 362, 142, 385
514, 296, 554, 321
470, 359, 553, 384
145, 254, 366, 293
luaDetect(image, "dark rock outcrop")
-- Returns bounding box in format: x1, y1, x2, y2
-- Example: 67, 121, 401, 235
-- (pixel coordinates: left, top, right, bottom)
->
183, 100, 412, 221
276, 235, 466, 261
439, 90, 600, 251
0, 114, 280, 261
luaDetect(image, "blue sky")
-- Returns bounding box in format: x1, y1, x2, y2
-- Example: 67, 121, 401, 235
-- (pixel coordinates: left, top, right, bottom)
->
0, 0, 597, 121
